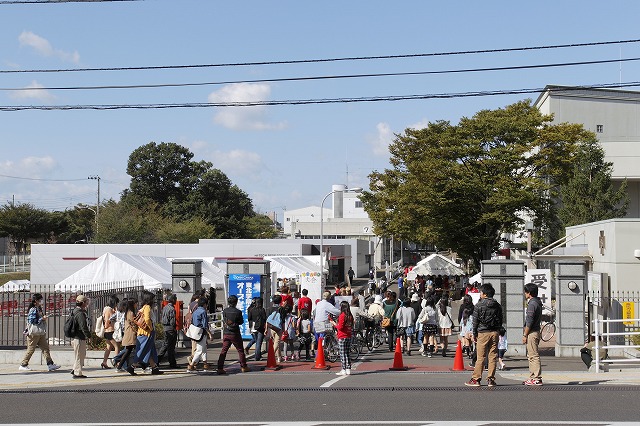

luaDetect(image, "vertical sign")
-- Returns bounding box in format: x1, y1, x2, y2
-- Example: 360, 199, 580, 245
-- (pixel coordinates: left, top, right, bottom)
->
228, 274, 262, 339
299, 272, 322, 308
623, 302, 635, 326
525, 269, 552, 307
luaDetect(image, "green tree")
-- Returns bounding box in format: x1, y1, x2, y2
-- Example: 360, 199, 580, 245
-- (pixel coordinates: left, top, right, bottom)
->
559, 138, 628, 226
155, 218, 215, 243
0, 203, 63, 251
243, 214, 278, 239
361, 100, 593, 269
93, 200, 164, 243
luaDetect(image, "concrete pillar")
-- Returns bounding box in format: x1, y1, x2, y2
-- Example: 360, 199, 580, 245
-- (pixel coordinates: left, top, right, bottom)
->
555, 261, 587, 357
481, 260, 526, 356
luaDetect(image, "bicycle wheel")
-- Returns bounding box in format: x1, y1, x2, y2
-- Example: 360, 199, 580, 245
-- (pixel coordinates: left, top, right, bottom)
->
374, 329, 385, 348
349, 338, 361, 361
365, 330, 375, 351
541, 322, 556, 342
324, 335, 339, 363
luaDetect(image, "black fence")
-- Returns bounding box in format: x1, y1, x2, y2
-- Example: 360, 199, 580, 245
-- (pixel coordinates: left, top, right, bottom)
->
0, 283, 156, 348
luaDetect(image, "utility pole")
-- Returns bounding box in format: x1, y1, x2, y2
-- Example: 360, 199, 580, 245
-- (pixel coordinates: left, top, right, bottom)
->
88, 175, 100, 232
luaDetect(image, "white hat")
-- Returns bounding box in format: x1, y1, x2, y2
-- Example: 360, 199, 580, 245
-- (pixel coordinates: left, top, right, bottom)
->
373, 295, 383, 305
411, 293, 419, 302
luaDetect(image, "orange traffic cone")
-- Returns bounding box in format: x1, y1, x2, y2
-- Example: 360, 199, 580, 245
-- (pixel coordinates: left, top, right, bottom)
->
265, 337, 281, 371
389, 337, 408, 371
452, 340, 465, 371
312, 336, 330, 370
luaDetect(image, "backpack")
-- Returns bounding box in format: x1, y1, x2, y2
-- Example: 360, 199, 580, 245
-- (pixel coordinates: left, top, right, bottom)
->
183, 303, 195, 333
95, 315, 105, 338
64, 309, 77, 338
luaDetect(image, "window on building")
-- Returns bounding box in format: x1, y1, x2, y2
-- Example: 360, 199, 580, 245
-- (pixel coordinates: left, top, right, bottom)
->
355, 201, 363, 208
596, 124, 603, 133
286, 217, 290, 222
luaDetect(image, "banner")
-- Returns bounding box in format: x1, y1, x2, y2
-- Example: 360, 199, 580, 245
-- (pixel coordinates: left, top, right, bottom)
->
525, 269, 552, 307
228, 274, 262, 339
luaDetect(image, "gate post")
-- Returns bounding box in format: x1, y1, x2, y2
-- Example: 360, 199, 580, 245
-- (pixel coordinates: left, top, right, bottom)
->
481, 260, 526, 355
555, 261, 587, 357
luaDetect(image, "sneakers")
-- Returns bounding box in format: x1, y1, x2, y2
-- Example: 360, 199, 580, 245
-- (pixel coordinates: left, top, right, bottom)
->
47, 363, 60, 371
523, 378, 543, 386
186, 364, 196, 373
151, 368, 163, 375
143, 367, 152, 374
345, 369, 351, 375
336, 369, 347, 376
487, 378, 496, 387
18, 365, 31, 371
126, 366, 137, 376
464, 378, 481, 387
421, 352, 427, 357
241, 366, 251, 373
202, 362, 212, 371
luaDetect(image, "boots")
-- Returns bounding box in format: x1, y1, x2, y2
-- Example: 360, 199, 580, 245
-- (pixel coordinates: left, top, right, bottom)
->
442, 347, 447, 357
428, 345, 435, 358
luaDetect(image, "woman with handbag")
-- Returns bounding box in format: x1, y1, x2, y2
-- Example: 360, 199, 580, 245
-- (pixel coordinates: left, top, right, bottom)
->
187, 297, 212, 372
437, 296, 454, 357
329, 301, 354, 375
117, 299, 139, 375
132, 291, 163, 375
382, 291, 399, 352
101, 295, 120, 369
20, 293, 60, 372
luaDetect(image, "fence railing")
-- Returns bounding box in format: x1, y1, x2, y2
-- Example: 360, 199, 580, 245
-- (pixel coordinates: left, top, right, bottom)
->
593, 318, 640, 373
0, 282, 150, 348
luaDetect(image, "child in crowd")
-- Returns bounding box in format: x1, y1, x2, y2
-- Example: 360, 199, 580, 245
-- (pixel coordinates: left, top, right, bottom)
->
459, 308, 474, 359
498, 326, 508, 370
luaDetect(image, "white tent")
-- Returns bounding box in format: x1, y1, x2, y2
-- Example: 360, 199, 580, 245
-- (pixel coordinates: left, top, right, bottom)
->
0, 279, 30, 292
407, 253, 465, 280
55, 253, 172, 292
267, 256, 324, 279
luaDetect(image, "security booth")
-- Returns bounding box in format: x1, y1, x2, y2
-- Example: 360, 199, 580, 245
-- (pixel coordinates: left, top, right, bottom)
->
171, 259, 202, 346
225, 260, 271, 340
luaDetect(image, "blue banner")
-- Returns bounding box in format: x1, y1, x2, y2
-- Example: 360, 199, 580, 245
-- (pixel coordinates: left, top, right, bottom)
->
228, 274, 262, 339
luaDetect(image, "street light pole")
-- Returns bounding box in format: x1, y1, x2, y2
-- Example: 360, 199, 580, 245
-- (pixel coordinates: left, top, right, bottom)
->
319, 186, 362, 289
88, 175, 100, 232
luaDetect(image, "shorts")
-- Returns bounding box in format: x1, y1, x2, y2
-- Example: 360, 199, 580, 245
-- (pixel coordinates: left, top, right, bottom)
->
440, 327, 452, 336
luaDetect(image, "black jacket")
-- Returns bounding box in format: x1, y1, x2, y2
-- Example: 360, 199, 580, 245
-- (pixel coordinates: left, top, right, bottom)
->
472, 297, 503, 336
222, 306, 244, 335
72, 307, 92, 340
525, 296, 542, 332
248, 306, 266, 332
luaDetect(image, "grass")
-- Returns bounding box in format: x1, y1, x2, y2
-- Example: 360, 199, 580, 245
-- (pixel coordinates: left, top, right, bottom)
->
0, 272, 30, 286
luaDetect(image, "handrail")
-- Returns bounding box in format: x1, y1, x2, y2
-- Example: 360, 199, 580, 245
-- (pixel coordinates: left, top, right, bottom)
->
594, 318, 640, 373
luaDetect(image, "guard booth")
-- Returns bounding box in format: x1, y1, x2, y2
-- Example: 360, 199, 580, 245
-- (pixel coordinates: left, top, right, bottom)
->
171, 259, 203, 347
226, 260, 271, 340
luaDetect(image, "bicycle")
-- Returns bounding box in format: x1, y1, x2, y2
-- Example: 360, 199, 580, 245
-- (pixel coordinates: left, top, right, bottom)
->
540, 306, 556, 342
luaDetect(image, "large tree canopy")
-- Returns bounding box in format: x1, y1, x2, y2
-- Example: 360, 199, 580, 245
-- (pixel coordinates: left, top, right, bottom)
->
559, 139, 628, 227
360, 100, 594, 269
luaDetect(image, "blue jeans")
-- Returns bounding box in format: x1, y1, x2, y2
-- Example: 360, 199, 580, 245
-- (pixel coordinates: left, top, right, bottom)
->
246, 330, 264, 361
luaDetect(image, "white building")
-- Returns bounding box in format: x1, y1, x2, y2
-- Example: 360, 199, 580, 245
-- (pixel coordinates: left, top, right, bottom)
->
535, 85, 640, 217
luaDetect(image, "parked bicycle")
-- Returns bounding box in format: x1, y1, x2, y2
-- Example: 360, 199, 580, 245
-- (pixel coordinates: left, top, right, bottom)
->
541, 305, 556, 342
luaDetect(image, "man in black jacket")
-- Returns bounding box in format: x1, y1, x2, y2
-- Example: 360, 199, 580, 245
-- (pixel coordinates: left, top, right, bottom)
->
71, 295, 92, 379
523, 283, 543, 386
465, 283, 503, 387
158, 294, 178, 368
217, 295, 250, 374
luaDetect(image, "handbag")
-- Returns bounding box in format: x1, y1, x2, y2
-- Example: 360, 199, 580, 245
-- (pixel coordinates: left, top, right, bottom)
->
95, 315, 105, 338
27, 322, 47, 336
266, 311, 282, 331
134, 311, 151, 333
186, 324, 204, 341
381, 303, 399, 328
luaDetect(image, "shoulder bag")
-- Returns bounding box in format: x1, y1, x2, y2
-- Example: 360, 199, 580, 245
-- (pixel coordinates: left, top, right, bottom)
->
381, 303, 399, 328
27, 322, 47, 336
186, 323, 204, 341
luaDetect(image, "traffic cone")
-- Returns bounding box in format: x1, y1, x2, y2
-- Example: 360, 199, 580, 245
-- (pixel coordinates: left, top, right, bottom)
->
265, 337, 281, 371
312, 336, 329, 370
389, 337, 408, 371
452, 340, 465, 371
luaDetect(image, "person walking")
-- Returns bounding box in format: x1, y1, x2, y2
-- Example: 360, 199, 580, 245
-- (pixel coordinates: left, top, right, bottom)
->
347, 267, 355, 286
134, 290, 162, 375
437, 296, 453, 357
417, 296, 438, 357
330, 300, 354, 375
20, 293, 60, 372
396, 298, 416, 355
523, 283, 543, 386
158, 294, 179, 369
465, 283, 503, 387
187, 297, 212, 372
297, 289, 313, 315
245, 297, 267, 361
116, 299, 138, 374
217, 295, 250, 374
70, 294, 92, 379
382, 292, 399, 352
101, 295, 119, 369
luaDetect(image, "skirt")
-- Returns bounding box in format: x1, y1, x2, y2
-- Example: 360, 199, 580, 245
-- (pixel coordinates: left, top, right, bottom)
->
440, 327, 452, 336
422, 323, 438, 335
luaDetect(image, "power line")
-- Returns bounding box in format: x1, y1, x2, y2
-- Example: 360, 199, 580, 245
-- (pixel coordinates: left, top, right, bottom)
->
4, 56, 640, 92
2, 38, 640, 74
0, 173, 87, 181
2, 82, 639, 111
0, 0, 143, 4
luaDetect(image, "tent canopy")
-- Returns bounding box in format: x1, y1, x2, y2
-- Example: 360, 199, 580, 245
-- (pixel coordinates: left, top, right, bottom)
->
407, 254, 464, 280
55, 253, 226, 292
267, 256, 325, 279
0, 279, 30, 292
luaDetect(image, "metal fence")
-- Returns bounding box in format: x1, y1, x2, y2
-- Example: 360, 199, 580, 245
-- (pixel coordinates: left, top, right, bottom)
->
586, 291, 640, 348
0, 282, 154, 348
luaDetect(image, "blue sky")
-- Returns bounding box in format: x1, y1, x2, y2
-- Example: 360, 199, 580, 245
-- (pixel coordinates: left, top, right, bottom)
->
2, 1, 640, 220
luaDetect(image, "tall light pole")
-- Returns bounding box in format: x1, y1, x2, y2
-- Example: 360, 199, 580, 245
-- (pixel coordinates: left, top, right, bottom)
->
88, 175, 100, 232
319, 186, 362, 288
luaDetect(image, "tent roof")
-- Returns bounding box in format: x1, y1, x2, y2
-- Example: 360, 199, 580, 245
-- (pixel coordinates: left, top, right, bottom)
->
267, 256, 325, 279
407, 254, 464, 280
0, 279, 30, 292
55, 253, 172, 292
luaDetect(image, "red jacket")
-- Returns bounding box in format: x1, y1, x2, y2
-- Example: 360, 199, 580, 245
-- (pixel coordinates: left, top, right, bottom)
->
336, 312, 353, 339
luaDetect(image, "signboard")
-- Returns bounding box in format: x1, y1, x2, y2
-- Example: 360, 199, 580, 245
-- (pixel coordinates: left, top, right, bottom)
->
299, 272, 322, 307
228, 274, 262, 339
623, 302, 635, 326
525, 269, 552, 307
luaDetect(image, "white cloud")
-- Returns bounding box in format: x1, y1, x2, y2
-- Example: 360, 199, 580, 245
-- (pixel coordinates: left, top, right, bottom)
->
213, 149, 264, 179
409, 118, 429, 130
208, 83, 287, 131
368, 122, 394, 157
9, 80, 55, 103
18, 31, 80, 64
